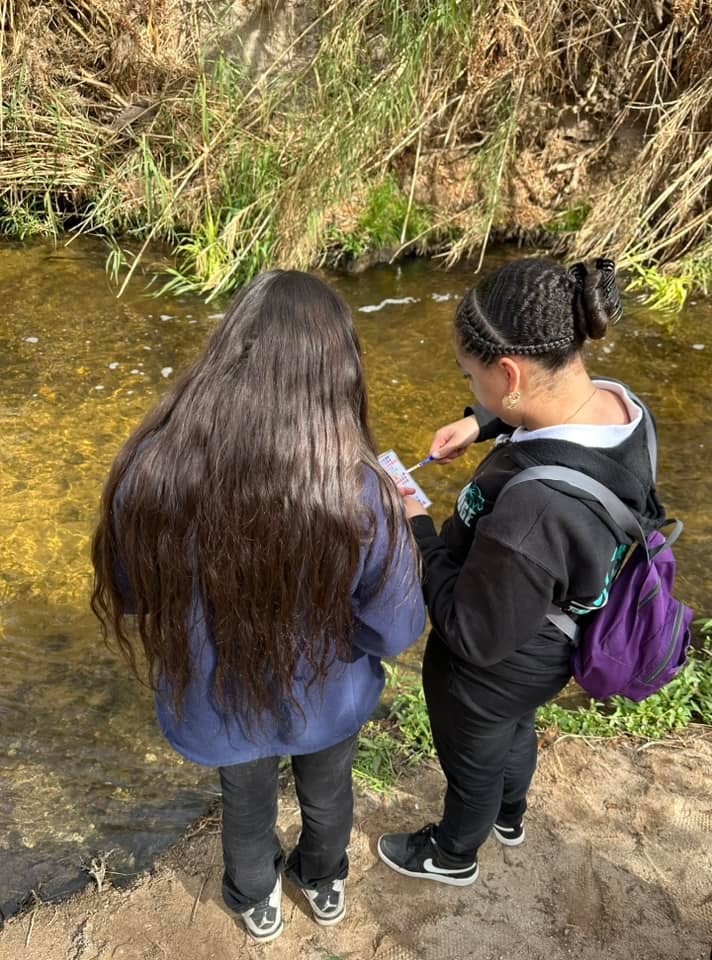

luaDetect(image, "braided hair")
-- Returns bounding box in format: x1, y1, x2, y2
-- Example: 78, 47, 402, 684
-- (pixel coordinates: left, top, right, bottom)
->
455, 257, 622, 371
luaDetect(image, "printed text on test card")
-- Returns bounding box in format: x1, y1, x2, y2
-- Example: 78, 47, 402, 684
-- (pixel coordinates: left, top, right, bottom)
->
377, 450, 432, 509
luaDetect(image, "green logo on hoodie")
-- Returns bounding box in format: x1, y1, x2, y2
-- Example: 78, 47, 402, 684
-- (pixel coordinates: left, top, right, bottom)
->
457, 481, 486, 527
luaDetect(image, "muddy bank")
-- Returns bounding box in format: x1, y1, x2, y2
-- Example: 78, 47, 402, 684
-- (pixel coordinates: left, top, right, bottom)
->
2, 735, 710, 960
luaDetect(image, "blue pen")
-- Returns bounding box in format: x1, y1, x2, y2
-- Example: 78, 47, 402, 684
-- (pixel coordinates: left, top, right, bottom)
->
406, 455, 436, 474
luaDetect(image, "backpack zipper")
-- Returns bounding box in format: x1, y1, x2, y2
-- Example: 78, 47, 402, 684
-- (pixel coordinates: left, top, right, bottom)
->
642, 603, 685, 684
638, 582, 662, 610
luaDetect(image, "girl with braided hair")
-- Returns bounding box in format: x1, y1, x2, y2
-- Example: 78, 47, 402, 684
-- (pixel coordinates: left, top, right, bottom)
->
378, 257, 665, 886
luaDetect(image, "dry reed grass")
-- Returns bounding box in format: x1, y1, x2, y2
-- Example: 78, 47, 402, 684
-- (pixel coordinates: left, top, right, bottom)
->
0, 0, 710, 299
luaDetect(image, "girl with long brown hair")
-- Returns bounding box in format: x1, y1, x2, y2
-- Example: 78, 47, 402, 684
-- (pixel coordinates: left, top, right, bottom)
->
91, 270, 424, 943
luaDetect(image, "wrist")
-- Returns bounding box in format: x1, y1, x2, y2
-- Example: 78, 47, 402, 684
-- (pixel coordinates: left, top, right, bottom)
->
462, 411, 480, 443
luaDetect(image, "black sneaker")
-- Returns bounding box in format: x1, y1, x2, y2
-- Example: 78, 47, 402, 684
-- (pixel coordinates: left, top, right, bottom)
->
492, 821, 525, 846
377, 824, 479, 886
239, 875, 284, 942
302, 877, 346, 926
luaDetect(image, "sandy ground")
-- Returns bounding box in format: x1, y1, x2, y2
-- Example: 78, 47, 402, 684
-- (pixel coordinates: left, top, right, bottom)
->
1, 734, 711, 960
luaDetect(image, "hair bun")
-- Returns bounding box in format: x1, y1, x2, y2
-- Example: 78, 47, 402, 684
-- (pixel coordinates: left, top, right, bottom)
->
569, 258, 621, 341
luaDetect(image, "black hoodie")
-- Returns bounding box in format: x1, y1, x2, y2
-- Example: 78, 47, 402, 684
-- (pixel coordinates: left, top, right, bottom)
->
410, 385, 665, 671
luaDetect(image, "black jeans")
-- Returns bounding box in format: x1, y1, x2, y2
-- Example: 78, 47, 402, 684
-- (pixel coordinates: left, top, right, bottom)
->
218, 732, 358, 913
423, 631, 571, 861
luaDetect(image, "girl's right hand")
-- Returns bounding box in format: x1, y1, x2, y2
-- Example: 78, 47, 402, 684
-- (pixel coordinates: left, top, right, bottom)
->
430, 415, 479, 464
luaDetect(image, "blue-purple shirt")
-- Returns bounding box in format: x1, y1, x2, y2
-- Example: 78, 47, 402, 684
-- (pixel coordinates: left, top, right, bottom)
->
119, 468, 425, 765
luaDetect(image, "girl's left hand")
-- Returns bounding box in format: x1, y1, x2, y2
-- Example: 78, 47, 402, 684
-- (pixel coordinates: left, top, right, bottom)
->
398, 485, 429, 519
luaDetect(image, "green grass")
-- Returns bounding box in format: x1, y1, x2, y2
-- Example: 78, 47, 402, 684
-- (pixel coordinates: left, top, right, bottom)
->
54, 5, 478, 296
326, 176, 436, 264
355, 629, 712, 794
386, 664, 437, 761
354, 721, 408, 794
353, 664, 435, 794
545, 203, 591, 236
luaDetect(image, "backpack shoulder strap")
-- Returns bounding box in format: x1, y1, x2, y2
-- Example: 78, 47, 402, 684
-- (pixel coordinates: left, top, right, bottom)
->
499, 465, 648, 549
498, 464, 649, 645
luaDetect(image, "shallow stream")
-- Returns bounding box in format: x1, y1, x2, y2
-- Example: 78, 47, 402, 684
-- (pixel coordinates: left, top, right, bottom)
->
1, 241, 709, 916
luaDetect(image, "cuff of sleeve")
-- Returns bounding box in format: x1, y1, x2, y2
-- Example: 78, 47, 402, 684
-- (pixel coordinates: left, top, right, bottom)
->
409, 514, 438, 542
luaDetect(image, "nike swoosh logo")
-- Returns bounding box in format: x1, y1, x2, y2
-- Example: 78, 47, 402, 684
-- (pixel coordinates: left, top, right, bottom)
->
422, 858, 475, 875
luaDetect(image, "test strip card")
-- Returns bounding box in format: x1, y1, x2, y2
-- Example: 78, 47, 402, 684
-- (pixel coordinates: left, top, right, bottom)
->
378, 449, 432, 509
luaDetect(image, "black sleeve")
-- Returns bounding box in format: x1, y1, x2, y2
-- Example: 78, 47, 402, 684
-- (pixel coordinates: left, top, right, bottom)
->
409, 514, 557, 666
464, 403, 514, 443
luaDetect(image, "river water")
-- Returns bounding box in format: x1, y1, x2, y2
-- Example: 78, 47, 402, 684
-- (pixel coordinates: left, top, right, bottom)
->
1, 240, 710, 917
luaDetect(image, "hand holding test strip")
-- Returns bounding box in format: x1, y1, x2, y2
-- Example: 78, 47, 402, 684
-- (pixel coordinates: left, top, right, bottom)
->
378, 449, 432, 508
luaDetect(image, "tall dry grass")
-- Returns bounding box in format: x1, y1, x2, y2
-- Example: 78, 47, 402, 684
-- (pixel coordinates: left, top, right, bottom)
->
0, 0, 710, 301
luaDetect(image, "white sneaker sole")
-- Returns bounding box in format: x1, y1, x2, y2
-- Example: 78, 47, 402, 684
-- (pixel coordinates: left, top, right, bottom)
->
492, 825, 526, 847
301, 889, 346, 926
241, 919, 284, 943
377, 839, 479, 886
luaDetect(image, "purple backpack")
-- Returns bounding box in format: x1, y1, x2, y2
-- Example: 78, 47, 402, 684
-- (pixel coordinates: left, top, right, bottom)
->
501, 401, 693, 702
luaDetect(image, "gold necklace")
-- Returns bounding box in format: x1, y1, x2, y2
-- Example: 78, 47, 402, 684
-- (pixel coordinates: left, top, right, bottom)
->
562, 386, 598, 424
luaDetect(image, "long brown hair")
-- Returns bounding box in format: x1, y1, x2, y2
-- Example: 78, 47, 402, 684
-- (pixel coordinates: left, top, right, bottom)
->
91, 270, 410, 724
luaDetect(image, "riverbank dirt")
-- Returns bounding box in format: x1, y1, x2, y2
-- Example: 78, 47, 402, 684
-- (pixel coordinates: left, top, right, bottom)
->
1, 735, 710, 960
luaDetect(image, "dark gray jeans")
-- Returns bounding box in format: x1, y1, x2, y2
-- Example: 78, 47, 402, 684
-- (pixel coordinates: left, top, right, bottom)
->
218, 732, 358, 913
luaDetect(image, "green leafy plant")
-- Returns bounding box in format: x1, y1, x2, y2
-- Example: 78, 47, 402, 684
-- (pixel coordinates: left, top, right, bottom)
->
545, 203, 591, 236
536, 637, 712, 739
625, 259, 698, 313
355, 638, 711, 794
385, 663, 437, 760
353, 666, 436, 794
354, 721, 406, 793
328, 177, 435, 263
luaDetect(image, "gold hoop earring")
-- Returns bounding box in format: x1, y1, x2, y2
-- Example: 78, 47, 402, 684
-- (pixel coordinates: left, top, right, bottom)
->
503, 390, 521, 409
